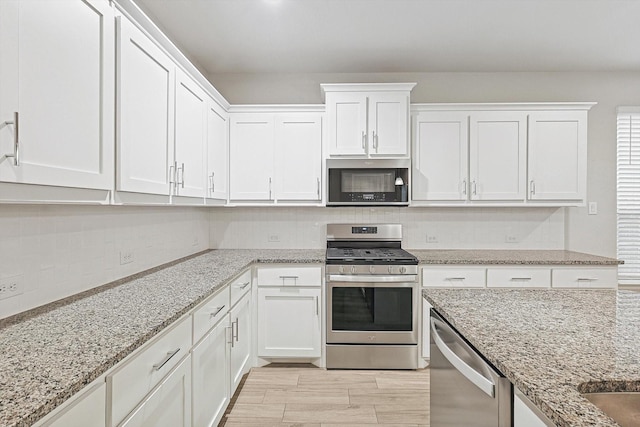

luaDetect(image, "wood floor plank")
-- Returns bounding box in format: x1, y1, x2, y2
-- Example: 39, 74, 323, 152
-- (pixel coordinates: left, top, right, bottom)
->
227, 403, 285, 422
283, 403, 378, 424
374, 404, 430, 424
264, 389, 350, 404
349, 388, 429, 405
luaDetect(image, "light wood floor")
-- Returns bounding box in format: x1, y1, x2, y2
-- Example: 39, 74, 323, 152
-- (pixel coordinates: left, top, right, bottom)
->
220, 366, 430, 426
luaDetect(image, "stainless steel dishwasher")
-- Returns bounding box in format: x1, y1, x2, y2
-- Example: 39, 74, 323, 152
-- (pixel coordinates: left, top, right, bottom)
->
430, 309, 512, 427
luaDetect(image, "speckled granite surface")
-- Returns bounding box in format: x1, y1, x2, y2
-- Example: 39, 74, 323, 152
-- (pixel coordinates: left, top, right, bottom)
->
0, 249, 323, 427
410, 249, 621, 265
424, 288, 640, 427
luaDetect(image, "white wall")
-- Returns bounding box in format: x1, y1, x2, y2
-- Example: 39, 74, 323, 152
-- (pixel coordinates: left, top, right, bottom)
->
210, 206, 564, 250
0, 205, 209, 319
210, 71, 640, 257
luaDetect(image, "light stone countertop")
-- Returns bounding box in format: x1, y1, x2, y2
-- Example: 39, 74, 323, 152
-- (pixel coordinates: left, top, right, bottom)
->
424, 288, 640, 427
0, 249, 324, 427
0, 248, 620, 426
409, 249, 621, 265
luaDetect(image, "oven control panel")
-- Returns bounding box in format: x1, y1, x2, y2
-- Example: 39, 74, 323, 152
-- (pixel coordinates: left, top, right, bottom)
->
326, 264, 418, 276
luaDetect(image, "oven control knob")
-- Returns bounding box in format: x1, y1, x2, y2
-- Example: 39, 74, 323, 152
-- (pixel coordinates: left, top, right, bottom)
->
400, 266, 407, 274
351, 266, 356, 274
369, 265, 375, 274
338, 265, 344, 274
388, 265, 393, 274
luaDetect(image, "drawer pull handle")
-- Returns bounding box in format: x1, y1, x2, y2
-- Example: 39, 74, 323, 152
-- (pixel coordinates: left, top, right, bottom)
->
445, 277, 466, 281
577, 278, 597, 282
237, 281, 250, 289
152, 348, 180, 371
279, 275, 299, 279
210, 305, 226, 317
510, 277, 532, 281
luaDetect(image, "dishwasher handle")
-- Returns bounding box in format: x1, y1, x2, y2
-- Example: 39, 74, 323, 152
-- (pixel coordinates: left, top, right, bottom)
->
430, 317, 495, 398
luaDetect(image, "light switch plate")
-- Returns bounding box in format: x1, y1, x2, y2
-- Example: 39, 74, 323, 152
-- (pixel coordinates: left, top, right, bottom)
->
588, 202, 598, 215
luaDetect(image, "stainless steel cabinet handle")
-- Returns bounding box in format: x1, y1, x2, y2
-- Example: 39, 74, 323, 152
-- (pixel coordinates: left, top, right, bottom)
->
372, 130, 378, 150
472, 180, 477, 196
431, 318, 495, 397
169, 162, 176, 191
510, 277, 532, 281
577, 278, 597, 282
210, 305, 225, 318
208, 172, 215, 193
152, 348, 180, 371
530, 180, 536, 196
317, 177, 320, 199
269, 177, 272, 200
315, 296, 319, 316
233, 318, 239, 342
445, 277, 466, 281
237, 281, 250, 289
179, 163, 185, 188
462, 179, 467, 196
1, 112, 19, 166
280, 275, 299, 285
361, 131, 366, 149
226, 325, 234, 347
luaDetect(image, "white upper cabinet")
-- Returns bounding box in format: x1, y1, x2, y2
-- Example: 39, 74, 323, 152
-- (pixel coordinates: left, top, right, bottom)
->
116, 15, 174, 200
469, 111, 527, 201
323, 83, 415, 158
229, 114, 275, 201
413, 112, 469, 201
275, 114, 322, 201
173, 70, 207, 199
528, 110, 588, 201
206, 100, 228, 202
229, 110, 323, 204
0, 0, 114, 199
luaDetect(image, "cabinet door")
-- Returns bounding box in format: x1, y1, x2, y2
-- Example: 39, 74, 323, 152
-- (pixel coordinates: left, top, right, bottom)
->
229, 292, 251, 393
0, 0, 114, 190
275, 114, 322, 201
120, 355, 191, 427
326, 92, 368, 156
369, 92, 409, 157
39, 383, 105, 427
116, 15, 174, 197
174, 70, 207, 198
528, 111, 587, 201
206, 100, 228, 201
257, 287, 321, 358
229, 114, 274, 200
469, 112, 527, 201
192, 315, 230, 427
413, 112, 469, 201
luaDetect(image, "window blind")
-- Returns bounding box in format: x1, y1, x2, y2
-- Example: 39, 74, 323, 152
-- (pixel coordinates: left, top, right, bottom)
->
617, 108, 640, 283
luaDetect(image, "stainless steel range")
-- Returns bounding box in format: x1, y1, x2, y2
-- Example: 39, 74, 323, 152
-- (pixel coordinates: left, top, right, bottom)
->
325, 224, 419, 369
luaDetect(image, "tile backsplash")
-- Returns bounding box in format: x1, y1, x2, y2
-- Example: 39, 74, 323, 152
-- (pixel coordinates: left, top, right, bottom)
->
210, 206, 565, 250
0, 205, 209, 319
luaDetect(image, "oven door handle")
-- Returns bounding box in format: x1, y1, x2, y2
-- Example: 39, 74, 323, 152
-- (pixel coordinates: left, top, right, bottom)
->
328, 274, 415, 283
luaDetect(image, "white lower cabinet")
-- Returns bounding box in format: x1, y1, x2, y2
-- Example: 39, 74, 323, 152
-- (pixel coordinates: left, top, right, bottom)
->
551, 267, 617, 289
486, 267, 551, 288
229, 290, 252, 394
257, 287, 321, 358
514, 388, 554, 427
36, 382, 105, 427
191, 314, 230, 427
119, 355, 192, 427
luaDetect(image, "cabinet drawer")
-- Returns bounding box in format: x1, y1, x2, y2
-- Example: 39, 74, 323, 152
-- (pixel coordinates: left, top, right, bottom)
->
487, 267, 551, 288
108, 316, 192, 426
551, 267, 617, 289
230, 269, 252, 307
422, 267, 486, 288
257, 266, 322, 287
193, 286, 230, 344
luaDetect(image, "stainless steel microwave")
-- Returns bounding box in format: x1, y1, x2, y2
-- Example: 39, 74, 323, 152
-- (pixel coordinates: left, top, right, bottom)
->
327, 162, 409, 206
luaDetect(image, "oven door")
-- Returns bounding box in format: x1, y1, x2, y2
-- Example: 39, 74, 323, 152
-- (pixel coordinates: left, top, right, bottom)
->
326, 276, 418, 345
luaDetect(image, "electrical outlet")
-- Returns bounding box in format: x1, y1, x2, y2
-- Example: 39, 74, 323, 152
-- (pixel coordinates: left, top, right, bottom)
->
426, 235, 439, 243
268, 235, 280, 242
120, 250, 134, 265
0, 275, 24, 300
588, 202, 598, 215
505, 235, 519, 243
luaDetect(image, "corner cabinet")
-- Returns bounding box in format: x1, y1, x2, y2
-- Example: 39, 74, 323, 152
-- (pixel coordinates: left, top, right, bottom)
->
229, 109, 322, 204
322, 83, 415, 158
411, 103, 595, 206
0, 0, 114, 203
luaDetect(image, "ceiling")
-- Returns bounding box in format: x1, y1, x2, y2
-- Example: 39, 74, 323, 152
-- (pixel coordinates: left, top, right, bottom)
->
135, 0, 640, 75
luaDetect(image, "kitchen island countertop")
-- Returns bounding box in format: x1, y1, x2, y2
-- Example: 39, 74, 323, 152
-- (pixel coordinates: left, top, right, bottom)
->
424, 288, 640, 426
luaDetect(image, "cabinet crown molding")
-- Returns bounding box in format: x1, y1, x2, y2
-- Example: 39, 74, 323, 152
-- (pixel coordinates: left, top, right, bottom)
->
228, 104, 325, 114
321, 83, 417, 94
411, 102, 596, 112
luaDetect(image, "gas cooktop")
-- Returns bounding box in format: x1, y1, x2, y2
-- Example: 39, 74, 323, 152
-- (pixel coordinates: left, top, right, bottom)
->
325, 247, 418, 265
